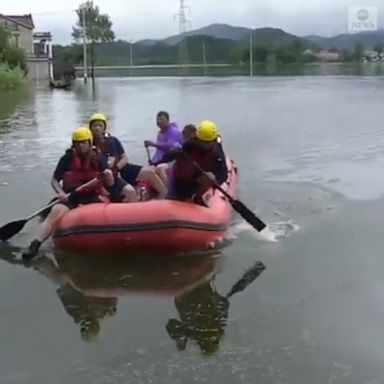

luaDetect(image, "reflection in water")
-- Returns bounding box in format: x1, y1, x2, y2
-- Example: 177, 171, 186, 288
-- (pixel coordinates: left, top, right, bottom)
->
56, 281, 117, 342
0, 246, 264, 355
167, 261, 266, 355
0, 247, 222, 343
167, 280, 230, 355
0, 90, 29, 133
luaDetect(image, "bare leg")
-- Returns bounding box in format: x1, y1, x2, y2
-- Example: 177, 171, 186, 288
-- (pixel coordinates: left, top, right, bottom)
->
37, 204, 69, 242
155, 163, 169, 186
22, 203, 69, 260
138, 166, 167, 199
121, 184, 138, 202
103, 169, 114, 187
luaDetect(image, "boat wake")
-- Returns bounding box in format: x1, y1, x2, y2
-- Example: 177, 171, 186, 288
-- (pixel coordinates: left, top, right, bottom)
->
228, 217, 300, 242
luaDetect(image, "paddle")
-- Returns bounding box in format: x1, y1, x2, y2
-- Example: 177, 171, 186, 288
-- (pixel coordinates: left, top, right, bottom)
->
145, 146, 152, 165
184, 153, 270, 234
0, 177, 100, 242
226, 260, 266, 298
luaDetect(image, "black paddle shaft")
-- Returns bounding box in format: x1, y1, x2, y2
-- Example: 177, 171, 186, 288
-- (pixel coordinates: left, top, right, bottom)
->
184, 154, 267, 232
0, 176, 101, 242
226, 261, 266, 298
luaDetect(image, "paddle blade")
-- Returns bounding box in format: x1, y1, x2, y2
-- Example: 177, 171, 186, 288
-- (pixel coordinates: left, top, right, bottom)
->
231, 199, 267, 232
226, 261, 266, 298
0, 220, 27, 242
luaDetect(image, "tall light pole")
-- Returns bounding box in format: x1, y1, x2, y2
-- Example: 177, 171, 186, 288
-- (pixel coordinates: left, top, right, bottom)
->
82, 6, 88, 83
130, 39, 134, 67
249, 32, 253, 77
202, 42, 207, 76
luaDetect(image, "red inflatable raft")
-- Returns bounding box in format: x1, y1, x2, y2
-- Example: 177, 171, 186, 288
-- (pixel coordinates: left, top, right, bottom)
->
53, 157, 237, 254
53, 252, 221, 298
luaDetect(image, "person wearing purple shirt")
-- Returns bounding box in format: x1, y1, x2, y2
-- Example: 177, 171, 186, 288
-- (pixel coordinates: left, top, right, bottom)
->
144, 111, 183, 185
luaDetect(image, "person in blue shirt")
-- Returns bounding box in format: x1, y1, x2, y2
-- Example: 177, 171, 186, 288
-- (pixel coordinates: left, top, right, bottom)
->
89, 113, 167, 200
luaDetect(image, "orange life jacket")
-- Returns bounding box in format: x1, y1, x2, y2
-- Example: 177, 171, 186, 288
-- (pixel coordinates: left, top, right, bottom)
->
62, 149, 102, 195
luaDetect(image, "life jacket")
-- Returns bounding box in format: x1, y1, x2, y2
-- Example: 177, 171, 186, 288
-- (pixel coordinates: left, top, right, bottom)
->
172, 146, 216, 183
62, 149, 102, 195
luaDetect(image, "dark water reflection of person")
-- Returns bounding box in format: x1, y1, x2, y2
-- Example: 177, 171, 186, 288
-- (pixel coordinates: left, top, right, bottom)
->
31, 256, 118, 342
0, 247, 222, 343
0, 250, 117, 342
166, 260, 266, 355
57, 284, 117, 342
167, 279, 229, 355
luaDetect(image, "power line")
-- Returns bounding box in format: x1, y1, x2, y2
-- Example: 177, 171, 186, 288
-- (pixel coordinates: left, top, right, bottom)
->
31, 9, 77, 16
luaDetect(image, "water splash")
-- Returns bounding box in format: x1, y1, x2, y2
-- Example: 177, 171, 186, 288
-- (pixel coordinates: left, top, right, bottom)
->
227, 217, 300, 243
273, 219, 301, 238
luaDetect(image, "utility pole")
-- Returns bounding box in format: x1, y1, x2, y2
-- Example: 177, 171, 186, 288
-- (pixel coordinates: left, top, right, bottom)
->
175, 0, 190, 74
249, 32, 253, 77
177, 0, 188, 34
202, 42, 207, 76
129, 39, 134, 67
82, 6, 88, 84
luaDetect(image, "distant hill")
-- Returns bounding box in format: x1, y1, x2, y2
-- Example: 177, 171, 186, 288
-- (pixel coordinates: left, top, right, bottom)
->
54, 35, 240, 66
136, 24, 312, 50
248, 28, 302, 45
135, 39, 158, 46
163, 23, 252, 45
304, 30, 384, 50
52, 26, 320, 67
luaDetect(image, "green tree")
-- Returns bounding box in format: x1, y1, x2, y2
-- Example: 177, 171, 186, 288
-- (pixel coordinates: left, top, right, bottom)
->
0, 25, 10, 50
354, 41, 365, 61
3, 46, 27, 73
340, 49, 355, 62
373, 42, 383, 54
0, 25, 27, 75
72, 1, 115, 81
62, 45, 83, 65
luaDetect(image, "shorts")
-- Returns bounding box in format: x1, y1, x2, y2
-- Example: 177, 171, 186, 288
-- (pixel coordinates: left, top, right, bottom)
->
120, 163, 142, 186
39, 194, 101, 220
63, 194, 102, 209
105, 177, 127, 202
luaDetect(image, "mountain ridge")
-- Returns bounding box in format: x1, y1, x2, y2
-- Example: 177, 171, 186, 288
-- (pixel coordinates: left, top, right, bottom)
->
137, 23, 384, 50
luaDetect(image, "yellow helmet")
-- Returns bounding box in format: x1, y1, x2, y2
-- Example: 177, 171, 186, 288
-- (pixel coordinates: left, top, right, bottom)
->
196, 120, 218, 142
89, 113, 107, 126
72, 126, 93, 143
80, 318, 100, 342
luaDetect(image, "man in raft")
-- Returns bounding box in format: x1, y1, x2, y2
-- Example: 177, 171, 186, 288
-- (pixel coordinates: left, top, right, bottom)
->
144, 111, 183, 186
182, 123, 225, 150
153, 120, 228, 206
22, 127, 115, 260
89, 113, 167, 199
182, 124, 197, 142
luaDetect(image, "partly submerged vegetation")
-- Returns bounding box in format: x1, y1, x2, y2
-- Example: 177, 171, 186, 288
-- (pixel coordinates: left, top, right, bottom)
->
0, 25, 27, 90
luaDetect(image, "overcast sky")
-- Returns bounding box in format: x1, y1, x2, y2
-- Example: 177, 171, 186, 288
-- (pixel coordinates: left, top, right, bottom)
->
2, 0, 383, 44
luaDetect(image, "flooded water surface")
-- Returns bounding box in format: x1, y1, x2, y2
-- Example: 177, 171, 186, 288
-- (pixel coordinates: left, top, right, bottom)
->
1, 76, 384, 383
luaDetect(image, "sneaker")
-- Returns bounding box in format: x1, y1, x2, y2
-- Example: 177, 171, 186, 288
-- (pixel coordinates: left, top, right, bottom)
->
22, 240, 41, 260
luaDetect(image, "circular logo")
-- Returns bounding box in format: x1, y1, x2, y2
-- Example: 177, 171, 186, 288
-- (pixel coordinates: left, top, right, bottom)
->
357, 8, 369, 21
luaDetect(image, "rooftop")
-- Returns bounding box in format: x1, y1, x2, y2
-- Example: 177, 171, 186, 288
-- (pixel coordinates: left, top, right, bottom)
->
0, 14, 34, 30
